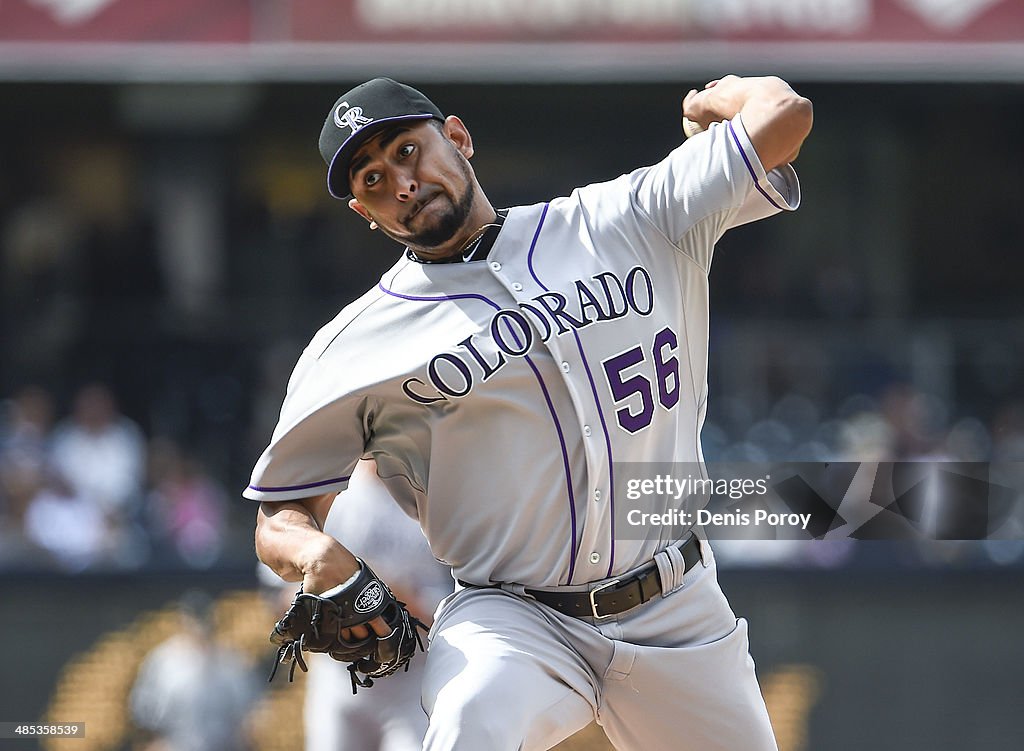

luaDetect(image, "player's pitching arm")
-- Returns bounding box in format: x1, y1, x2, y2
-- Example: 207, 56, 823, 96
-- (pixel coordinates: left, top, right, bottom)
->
256, 496, 391, 640
682, 75, 813, 171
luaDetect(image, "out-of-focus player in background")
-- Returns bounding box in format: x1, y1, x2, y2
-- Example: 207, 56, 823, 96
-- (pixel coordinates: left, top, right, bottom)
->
130, 590, 261, 751
262, 459, 451, 751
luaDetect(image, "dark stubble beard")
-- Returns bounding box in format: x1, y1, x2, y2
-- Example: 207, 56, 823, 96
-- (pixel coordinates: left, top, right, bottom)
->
403, 155, 476, 252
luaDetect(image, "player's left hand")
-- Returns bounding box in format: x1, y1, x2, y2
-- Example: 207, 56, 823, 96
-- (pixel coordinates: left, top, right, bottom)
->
268, 559, 427, 693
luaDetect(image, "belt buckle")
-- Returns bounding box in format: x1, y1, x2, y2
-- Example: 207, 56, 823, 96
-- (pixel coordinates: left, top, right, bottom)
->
589, 578, 620, 620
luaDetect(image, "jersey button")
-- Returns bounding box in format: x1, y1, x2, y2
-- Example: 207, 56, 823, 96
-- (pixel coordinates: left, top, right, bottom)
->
512, 282, 523, 292
490, 261, 502, 272
594, 490, 602, 501
561, 361, 570, 373
583, 425, 592, 436
590, 552, 601, 564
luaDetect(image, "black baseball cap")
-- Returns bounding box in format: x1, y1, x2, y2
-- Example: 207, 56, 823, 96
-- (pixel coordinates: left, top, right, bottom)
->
319, 78, 444, 199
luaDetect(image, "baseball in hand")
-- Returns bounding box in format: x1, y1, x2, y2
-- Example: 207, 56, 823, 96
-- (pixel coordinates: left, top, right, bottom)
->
681, 116, 705, 139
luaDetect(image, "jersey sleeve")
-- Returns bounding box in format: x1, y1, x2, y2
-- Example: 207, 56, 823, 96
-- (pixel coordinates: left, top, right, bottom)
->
629, 112, 800, 270
242, 351, 370, 503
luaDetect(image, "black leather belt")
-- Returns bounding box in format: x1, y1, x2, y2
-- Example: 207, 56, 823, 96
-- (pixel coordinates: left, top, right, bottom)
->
461, 536, 702, 620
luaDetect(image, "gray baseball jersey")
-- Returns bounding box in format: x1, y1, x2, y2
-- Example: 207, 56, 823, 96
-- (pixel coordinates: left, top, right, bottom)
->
244, 114, 799, 591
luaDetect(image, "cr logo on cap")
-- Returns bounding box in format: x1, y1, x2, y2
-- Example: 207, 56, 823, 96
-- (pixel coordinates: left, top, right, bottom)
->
334, 101, 374, 133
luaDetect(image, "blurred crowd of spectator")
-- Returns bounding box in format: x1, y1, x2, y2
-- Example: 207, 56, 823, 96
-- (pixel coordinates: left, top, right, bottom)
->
703, 383, 1024, 570
2, 376, 1022, 574
0, 382, 231, 572
702, 383, 1024, 465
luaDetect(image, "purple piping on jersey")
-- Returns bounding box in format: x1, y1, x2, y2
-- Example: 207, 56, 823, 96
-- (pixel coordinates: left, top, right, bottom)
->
526, 203, 618, 578
727, 120, 786, 212
524, 203, 550, 290
249, 475, 351, 493
377, 276, 579, 585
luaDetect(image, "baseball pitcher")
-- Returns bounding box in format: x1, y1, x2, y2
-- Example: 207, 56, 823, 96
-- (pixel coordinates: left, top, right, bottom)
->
248, 75, 812, 750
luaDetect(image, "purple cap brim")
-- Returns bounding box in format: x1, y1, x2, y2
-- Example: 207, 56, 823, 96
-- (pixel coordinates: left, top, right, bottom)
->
326, 113, 437, 199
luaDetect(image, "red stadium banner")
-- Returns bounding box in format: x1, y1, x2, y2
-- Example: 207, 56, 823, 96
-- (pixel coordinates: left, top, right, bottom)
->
1, 0, 1021, 44
0, 0, 1022, 81
0, 0, 251, 42
288, 0, 1024, 43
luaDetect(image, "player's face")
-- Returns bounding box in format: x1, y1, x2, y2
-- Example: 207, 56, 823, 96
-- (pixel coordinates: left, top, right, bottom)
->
347, 119, 479, 257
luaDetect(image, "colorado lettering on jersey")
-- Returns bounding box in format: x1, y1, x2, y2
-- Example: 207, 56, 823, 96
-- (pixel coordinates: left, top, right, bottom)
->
402, 266, 654, 405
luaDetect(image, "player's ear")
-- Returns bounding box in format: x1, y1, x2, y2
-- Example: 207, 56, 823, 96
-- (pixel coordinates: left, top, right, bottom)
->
348, 199, 378, 230
442, 115, 474, 160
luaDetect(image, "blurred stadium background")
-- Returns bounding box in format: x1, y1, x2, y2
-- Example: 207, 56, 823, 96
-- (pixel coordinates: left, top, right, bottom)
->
1, 1, 1022, 750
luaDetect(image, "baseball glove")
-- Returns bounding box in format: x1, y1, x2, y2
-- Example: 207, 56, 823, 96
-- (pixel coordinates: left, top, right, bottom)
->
268, 559, 426, 693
